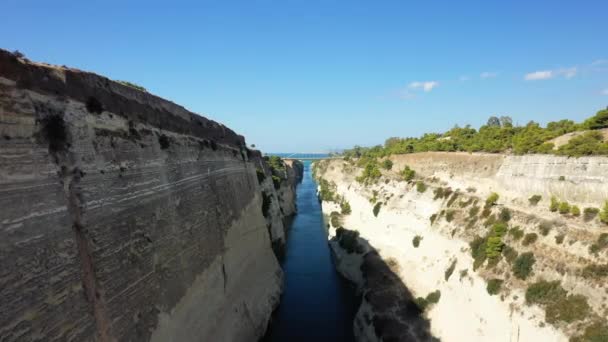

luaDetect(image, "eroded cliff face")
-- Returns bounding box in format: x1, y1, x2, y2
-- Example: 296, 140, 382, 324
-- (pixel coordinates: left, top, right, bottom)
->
316, 153, 608, 342
0, 50, 299, 341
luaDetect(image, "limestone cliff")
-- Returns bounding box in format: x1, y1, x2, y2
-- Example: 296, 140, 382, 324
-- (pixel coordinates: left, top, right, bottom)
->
316, 153, 608, 342
0, 50, 299, 342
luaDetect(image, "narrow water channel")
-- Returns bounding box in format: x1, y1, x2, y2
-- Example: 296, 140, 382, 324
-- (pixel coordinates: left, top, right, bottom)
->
262, 161, 358, 342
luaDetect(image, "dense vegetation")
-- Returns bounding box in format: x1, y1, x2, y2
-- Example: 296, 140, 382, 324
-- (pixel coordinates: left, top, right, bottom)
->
341, 108, 608, 158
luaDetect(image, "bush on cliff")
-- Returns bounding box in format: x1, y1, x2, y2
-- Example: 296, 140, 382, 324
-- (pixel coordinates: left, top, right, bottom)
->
528, 195, 542, 205
357, 161, 382, 184
584, 207, 600, 221
412, 235, 422, 248
512, 252, 535, 279
485, 192, 499, 207
400, 166, 416, 181
340, 108, 608, 158
373, 202, 382, 217
340, 201, 352, 215
382, 159, 393, 170
600, 201, 608, 224
416, 181, 427, 193
486, 279, 503, 295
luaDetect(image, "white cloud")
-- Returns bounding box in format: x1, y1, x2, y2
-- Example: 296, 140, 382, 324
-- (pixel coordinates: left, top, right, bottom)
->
525, 70, 553, 80
409, 81, 439, 92
524, 67, 577, 81
602, 88, 608, 96
480, 72, 498, 79
459, 75, 471, 81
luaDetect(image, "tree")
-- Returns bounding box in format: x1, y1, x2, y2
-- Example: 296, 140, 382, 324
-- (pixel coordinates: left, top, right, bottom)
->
583, 108, 608, 129
487, 116, 501, 127
500, 116, 513, 127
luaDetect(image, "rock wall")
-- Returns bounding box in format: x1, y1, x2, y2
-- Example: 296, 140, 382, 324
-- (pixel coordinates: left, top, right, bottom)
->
316, 154, 608, 342
389, 151, 608, 207
0, 50, 298, 342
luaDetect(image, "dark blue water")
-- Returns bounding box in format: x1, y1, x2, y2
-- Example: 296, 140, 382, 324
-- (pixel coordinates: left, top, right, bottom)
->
263, 161, 358, 342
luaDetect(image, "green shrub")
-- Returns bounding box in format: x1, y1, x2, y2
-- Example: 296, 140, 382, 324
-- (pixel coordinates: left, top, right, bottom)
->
469, 206, 480, 218
430, 214, 438, 224
584, 207, 600, 221
549, 196, 559, 212
581, 263, 608, 278
433, 187, 444, 200
558, 201, 571, 214
509, 226, 524, 240
426, 290, 441, 304
414, 290, 440, 311
558, 175, 566, 181
499, 208, 511, 222
512, 252, 535, 279
571, 322, 608, 342
555, 234, 565, 244
413, 235, 422, 248
557, 131, 608, 157
382, 159, 393, 170
526, 280, 567, 305
522, 233, 538, 246
487, 279, 503, 295
545, 294, 590, 324
600, 201, 608, 224
486, 192, 499, 207
416, 181, 427, 193
571, 205, 581, 217
357, 161, 382, 184
272, 175, 282, 189
445, 210, 456, 222
373, 202, 382, 217
400, 166, 416, 181
589, 233, 608, 254
447, 192, 460, 207
485, 223, 507, 259
444, 260, 457, 281
528, 195, 542, 206
340, 201, 352, 215
318, 179, 336, 202
470, 236, 487, 270
117, 80, 147, 92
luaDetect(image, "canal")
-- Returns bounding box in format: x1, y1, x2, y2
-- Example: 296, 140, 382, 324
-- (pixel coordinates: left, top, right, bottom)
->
262, 160, 358, 342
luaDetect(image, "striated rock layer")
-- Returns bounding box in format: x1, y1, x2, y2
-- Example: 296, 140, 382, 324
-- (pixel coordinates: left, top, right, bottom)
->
316, 153, 608, 342
0, 50, 301, 342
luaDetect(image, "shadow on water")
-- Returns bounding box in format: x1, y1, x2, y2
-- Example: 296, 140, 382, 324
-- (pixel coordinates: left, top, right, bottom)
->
262, 161, 359, 342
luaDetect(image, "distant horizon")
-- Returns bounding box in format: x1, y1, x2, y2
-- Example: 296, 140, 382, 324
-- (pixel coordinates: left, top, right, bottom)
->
2, 0, 607, 152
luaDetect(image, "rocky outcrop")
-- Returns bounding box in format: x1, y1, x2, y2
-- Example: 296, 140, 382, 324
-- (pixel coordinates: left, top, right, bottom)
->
316, 154, 608, 342
0, 50, 297, 342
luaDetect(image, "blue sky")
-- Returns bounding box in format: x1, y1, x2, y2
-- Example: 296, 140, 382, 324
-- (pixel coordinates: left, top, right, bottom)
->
2, 0, 607, 152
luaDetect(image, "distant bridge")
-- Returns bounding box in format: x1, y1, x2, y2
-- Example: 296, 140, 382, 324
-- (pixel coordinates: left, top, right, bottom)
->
264, 153, 339, 160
